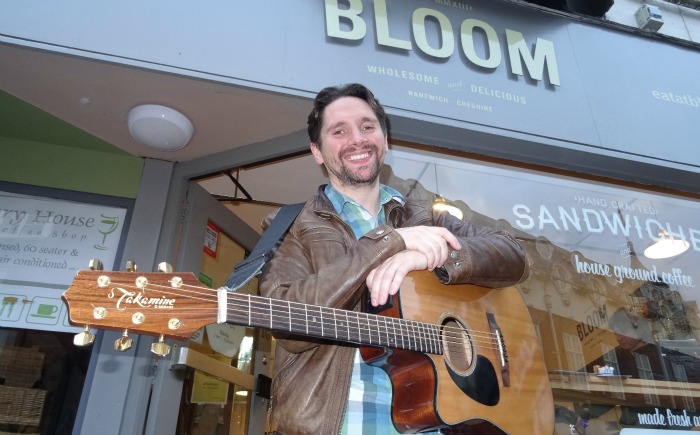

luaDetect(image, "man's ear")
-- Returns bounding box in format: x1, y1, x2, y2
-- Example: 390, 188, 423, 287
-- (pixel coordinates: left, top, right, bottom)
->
310, 142, 324, 165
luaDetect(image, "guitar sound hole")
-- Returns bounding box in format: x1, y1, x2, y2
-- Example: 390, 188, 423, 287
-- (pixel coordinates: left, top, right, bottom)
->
441, 317, 473, 375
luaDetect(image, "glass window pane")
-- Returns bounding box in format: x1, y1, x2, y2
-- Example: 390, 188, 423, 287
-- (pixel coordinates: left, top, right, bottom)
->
0, 328, 90, 434
384, 144, 700, 432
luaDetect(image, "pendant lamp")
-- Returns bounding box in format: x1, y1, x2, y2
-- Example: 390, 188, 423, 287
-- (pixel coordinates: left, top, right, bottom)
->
432, 194, 464, 220
643, 229, 690, 259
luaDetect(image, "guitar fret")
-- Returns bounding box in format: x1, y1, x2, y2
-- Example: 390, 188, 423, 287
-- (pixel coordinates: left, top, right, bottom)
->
333, 309, 338, 339
372, 315, 380, 346
394, 318, 403, 349
287, 301, 292, 331
248, 295, 253, 324
422, 322, 429, 353
290, 303, 303, 335
424, 322, 432, 354
424, 323, 431, 352
418, 321, 426, 352
435, 325, 443, 353
269, 298, 273, 330
316, 306, 325, 338
314, 306, 321, 337
384, 317, 392, 346
337, 310, 345, 341
414, 321, 421, 352
394, 318, 402, 349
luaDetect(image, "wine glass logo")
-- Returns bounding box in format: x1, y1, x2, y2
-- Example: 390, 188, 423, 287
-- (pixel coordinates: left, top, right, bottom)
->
95, 215, 120, 250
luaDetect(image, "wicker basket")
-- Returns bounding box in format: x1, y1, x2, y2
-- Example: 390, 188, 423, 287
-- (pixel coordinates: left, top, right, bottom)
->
0, 385, 46, 426
0, 347, 44, 388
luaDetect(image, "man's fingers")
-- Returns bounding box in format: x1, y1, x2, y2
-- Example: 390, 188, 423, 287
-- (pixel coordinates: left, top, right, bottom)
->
366, 251, 428, 306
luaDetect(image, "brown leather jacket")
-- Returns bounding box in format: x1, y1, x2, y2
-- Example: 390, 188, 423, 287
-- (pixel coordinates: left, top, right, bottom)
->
258, 186, 529, 435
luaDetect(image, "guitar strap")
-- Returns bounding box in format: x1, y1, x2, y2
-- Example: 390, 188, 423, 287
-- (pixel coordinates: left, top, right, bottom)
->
224, 202, 305, 292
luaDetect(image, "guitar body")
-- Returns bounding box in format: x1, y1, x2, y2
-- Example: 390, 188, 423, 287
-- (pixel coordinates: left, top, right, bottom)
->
361, 271, 554, 434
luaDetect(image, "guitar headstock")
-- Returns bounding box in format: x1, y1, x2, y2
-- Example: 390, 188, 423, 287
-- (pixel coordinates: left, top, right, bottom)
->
62, 269, 218, 341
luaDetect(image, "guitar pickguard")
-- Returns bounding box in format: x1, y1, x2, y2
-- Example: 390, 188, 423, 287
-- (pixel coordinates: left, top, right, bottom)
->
446, 355, 500, 406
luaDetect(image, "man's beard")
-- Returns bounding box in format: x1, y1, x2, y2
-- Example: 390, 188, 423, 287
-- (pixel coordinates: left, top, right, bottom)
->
329, 146, 383, 187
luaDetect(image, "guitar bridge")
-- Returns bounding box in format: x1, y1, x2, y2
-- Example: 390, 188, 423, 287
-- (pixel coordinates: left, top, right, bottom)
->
486, 312, 510, 387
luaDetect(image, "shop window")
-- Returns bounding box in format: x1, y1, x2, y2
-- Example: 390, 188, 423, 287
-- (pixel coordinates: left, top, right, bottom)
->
564, 333, 589, 391
383, 144, 700, 433
0, 184, 131, 434
601, 343, 625, 400
0, 328, 91, 434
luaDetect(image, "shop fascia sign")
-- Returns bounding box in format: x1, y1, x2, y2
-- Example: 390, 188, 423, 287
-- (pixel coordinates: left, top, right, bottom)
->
324, 0, 561, 86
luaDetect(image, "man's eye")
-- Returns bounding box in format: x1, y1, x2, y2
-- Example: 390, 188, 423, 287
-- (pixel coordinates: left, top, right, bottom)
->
363, 125, 376, 131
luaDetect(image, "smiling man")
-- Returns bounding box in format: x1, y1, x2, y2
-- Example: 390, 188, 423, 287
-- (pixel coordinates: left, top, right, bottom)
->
258, 83, 529, 434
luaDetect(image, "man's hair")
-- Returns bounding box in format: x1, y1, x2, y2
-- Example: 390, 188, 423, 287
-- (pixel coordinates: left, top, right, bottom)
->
307, 83, 390, 147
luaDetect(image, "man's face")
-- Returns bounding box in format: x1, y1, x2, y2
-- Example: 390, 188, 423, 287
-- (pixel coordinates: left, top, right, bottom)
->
310, 96, 388, 189
614, 325, 644, 351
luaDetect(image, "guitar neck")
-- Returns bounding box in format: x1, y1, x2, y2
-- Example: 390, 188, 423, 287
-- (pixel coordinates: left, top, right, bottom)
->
225, 292, 443, 354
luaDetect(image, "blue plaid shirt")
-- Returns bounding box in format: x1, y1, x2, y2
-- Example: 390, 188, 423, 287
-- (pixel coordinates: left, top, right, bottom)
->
325, 184, 440, 435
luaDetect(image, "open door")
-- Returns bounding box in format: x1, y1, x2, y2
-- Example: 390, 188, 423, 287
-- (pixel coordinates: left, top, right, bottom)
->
147, 182, 271, 435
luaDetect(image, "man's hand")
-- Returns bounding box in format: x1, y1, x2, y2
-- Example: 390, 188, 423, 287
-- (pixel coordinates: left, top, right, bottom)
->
394, 226, 461, 271
366, 251, 428, 307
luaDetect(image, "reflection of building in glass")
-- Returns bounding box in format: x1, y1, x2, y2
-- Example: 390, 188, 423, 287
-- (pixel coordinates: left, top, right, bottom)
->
382, 161, 700, 431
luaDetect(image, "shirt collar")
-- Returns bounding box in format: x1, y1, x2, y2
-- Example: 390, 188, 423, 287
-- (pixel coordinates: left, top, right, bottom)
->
324, 183, 405, 215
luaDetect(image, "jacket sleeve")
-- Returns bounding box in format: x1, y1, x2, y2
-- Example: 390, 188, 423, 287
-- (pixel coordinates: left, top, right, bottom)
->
258, 213, 406, 354
431, 208, 529, 288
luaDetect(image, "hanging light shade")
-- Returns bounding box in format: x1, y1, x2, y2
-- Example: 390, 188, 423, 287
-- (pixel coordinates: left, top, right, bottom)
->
643, 229, 690, 259
432, 194, 463, 220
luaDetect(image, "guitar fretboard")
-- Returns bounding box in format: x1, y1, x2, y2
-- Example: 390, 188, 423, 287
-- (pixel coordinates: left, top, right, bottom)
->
226, 293, 444, 354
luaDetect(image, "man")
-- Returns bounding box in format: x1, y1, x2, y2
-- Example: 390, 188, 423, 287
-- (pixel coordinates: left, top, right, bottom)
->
589, 306, 664, 380
259, 83, 529, 434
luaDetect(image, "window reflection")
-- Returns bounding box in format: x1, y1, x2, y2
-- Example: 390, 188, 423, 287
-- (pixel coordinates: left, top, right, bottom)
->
0, 328, 90, 434
384, 145, 700, 433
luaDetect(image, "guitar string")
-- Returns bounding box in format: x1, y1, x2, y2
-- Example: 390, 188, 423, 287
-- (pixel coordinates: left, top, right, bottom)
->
80, 278, 503, 353
93, 279, 502, 354
117, 280, 500, 357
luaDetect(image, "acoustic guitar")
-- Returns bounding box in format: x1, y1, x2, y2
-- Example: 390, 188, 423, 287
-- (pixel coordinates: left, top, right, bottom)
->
62, 269, 554, 434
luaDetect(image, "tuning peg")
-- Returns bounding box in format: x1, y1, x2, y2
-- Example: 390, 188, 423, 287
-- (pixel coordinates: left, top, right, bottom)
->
74, 325, 96, 347
125, 260, 138, 272
114, 329, 133, 352
88, 259, 104, 271
158, 262, 173, 273
151, 334, 171, 357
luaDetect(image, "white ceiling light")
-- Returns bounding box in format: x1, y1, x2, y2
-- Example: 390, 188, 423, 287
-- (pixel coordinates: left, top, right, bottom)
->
127, 104, 194, 151
643, 229, 690, 259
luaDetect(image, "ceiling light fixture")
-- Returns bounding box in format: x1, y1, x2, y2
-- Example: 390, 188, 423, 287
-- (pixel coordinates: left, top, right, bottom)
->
432, 194, 464, 220
127, 104, 194, 151
643, 229, 690, 259
431, 163, 463, 220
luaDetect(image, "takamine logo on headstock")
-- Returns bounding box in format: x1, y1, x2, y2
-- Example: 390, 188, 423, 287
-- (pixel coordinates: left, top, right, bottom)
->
108, 287, 177, 311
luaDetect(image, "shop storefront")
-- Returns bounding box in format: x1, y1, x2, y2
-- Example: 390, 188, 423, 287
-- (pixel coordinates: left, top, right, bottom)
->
1, 0, 700, 434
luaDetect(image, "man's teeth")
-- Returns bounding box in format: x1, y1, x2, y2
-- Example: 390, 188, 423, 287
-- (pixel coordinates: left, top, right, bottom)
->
348, 153, 370, 161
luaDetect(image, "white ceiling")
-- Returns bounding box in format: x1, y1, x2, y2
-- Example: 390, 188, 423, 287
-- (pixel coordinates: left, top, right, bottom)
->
0, 43, 313, 162
0, 42, 330, 223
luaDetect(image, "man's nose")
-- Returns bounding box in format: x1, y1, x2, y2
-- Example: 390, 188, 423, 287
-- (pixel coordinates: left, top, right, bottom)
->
350, 128, 366, 145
